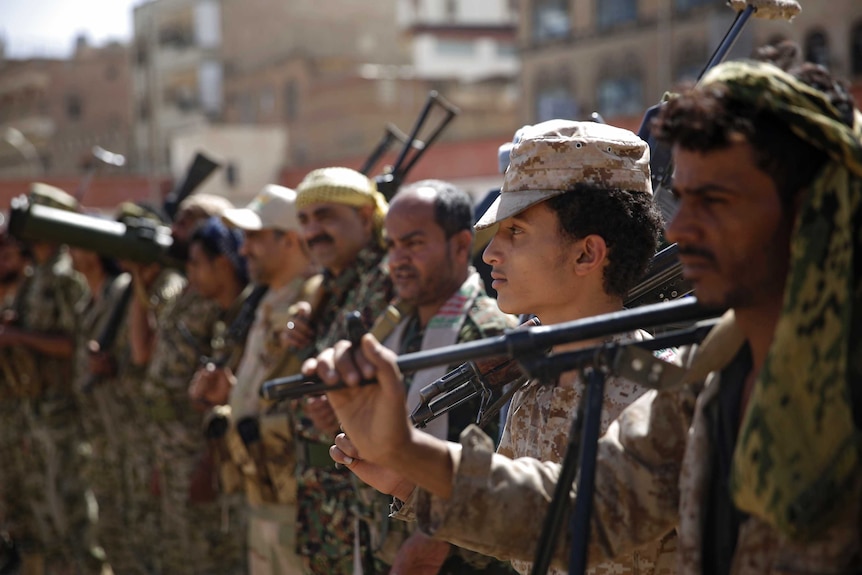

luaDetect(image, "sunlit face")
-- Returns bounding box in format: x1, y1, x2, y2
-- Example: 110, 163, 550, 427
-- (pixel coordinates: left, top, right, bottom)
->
482, 201, 579, 320
384, 191, 467, 310
297, 202, 373, 275
241, 228, 286, 285
666, 139, 793, 310
185, 241, 222, 299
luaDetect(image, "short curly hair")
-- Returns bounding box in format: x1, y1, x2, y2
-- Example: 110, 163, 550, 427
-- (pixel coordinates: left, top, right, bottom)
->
546, 185, 662, 299
651, 58, 855, 208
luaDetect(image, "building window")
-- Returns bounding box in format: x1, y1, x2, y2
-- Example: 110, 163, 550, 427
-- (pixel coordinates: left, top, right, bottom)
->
674, 0, 712, 12
158, 24, 194, 48
597, 0, 637, 30
596, 76, 643, 118
534, 72, 579, 122
436, 39, 474, 57
259, 87, 275, 117
66, 94, 82, 120
284, 80, 299, 122
851, 21, 862, 76
532, 0, 570, 43
804, 30, 830, 67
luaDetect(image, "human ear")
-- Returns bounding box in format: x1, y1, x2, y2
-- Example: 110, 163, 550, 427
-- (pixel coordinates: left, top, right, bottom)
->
573, 234, 608, 276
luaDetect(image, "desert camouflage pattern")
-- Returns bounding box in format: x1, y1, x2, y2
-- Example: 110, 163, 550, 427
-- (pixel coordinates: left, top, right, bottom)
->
476, 120, 651, 230
71, 271, 146, 573
144, 287, 247, 574
0, 249, 99, 572
293, 244, 392, 574
497, 329, 677, 575
412, 314, 862, 573
118, 267, 186, 574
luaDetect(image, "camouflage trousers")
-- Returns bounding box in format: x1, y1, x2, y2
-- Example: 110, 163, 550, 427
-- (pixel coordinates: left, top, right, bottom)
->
150, 420, 247, 575
296, 466, 392, 575
0, 396, 103, 574
76, 385, 149, 575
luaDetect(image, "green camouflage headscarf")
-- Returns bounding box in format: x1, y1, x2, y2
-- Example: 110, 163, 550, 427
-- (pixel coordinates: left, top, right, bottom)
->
700, 60, 862, 539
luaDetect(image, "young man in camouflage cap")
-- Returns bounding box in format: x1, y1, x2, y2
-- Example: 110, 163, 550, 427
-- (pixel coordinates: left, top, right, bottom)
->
310, 61, 862, 573
280, 166, 393, 574
310, 120, 676, 575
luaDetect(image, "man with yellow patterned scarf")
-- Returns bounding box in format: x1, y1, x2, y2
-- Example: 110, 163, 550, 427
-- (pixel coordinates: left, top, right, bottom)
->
281, 167, 393, 574
306, 59, 862, 574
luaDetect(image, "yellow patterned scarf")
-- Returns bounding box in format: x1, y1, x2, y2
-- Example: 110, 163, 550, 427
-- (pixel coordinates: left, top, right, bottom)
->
700, 61, 862, 539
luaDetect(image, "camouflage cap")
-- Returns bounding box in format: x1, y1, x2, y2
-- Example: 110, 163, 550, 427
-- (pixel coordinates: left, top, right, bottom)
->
475, 120, 652, 230
29, 182, 79, 212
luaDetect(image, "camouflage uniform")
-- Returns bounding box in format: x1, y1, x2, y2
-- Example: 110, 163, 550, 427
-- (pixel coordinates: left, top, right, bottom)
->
293, 244, 393, 575
225, 275, 321, 575
143, 286, 247, 575
379, 271, 519, 575
407, 313, 862, 574
71, 271, 150, 574
496, 330, 677, 575
0, 249, 97, 572
122, 267, 186, 574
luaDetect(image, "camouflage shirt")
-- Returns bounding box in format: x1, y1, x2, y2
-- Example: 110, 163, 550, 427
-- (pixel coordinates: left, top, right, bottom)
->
411, 314, 862, 574
497, 330, 677, 575
8, 249, 87, 397
293, 243, 393, 574
143, 287, 223, 428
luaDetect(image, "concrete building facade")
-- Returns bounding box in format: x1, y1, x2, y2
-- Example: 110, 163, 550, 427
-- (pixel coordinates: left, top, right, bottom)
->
0, 40, 133, 182
518, 0, 862, 130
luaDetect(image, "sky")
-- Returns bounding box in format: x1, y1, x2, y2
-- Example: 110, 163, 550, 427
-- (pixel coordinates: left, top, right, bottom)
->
0, 0, 144, 58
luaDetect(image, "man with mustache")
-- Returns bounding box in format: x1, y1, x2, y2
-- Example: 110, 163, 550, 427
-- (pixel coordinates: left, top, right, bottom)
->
373, 179, 518, 575
314, 120, 678, 575
281, 167, 393, 574
307, 59, 862, 573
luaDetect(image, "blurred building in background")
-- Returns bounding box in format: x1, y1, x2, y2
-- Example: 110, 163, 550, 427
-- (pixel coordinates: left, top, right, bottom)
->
519, 0, 862, 131
2, 0, 861, 208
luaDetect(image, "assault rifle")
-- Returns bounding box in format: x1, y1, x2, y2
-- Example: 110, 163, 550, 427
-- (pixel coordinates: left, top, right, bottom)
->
366, 91, 460, 200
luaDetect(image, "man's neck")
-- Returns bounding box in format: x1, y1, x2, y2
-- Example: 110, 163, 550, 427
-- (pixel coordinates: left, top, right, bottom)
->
542, 293, 624, 353
416, 271, 470, 328
214, 279, 245, 310
732, 299, 783, 395
268, 258, 316, 291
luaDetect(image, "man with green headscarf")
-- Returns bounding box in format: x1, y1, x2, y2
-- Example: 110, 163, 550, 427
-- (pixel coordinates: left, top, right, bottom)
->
300, 59, 862, 574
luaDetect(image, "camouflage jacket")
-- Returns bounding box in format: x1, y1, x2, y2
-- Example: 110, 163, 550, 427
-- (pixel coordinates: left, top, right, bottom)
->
497, 330, 677, 575
292, 244, 392, 573
2, 249, 87, 398
143, 287, 224, 429
295, 243, 393, 443
411, 313, 862, 574
72, 272, 131, 392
